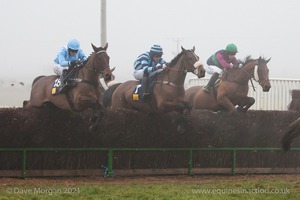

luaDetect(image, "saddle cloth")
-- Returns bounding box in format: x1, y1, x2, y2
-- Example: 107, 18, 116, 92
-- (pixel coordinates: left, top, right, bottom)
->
132, 70, 162, 101
51, 78, 61, 95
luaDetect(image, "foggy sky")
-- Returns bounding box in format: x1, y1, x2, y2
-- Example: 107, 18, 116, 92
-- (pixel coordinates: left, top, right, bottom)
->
1, 0, 299, 106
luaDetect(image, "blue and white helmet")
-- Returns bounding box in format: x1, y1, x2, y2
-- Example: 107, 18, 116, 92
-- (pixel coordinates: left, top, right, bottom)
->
67, 39, 80, 51
150, 45, 163, 57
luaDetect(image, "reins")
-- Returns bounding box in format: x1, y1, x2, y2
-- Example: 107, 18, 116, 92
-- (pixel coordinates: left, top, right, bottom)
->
157, 51, 199, 88
77, 50, 109, 88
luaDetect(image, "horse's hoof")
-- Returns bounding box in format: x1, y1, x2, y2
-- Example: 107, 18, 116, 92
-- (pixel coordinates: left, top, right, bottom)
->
177, 124, 186, 134
89, 125, 98, 133
236, 107, 247, 113
89, 116, 97, 123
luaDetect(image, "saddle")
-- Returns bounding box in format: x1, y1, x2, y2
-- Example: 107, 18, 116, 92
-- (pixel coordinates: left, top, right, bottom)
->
132, 69, 163, 101
51, 66, 80, 95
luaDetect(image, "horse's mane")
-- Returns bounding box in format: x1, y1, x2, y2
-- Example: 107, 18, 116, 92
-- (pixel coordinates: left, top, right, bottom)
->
240, 55, 269, 66
240, 55, 255, 66
169, 51, 184, 67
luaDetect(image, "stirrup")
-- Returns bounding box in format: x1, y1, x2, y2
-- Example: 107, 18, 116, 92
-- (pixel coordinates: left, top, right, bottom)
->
142, 92, 150, 100
203, 87, 210, 93
142, 92, 150, 97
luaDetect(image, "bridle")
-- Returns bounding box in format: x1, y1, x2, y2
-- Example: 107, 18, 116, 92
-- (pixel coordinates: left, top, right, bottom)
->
165, 50, 199, 74
158, 50, 199, 88
76, 50, 110, 87
240, 60, 269, 91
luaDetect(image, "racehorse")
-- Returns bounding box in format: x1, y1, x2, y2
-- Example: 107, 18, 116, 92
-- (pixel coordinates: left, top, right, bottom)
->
24, 43, 112, 130
109, 46, 205, 131
184, 56, 271, 113
281, 117, 300, 151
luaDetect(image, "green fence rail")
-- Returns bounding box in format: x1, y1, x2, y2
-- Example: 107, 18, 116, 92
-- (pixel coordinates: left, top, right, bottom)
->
0, 147, 299, 178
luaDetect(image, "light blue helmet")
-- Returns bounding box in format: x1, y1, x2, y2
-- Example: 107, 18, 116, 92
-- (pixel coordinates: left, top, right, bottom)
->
67, 39, 80, 51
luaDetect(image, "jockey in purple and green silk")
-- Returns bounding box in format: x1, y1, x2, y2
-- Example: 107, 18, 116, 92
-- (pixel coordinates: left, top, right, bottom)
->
133, 45, 167, 98
53, 39, 88, 92
203, 43, 241, 93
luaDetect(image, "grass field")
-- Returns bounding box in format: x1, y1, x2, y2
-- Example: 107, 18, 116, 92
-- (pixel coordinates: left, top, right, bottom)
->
0, 174, 299, 200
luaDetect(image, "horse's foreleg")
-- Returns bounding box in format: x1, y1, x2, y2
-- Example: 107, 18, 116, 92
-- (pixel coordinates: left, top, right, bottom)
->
237, 97, 255, 112
157, 100, 191, 133
157, 100, 191, 114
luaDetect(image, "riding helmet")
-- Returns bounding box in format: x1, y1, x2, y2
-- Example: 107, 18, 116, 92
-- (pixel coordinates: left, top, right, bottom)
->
67, 39, 80, 51
150, 45, 163, 57
225, 43, 238, 54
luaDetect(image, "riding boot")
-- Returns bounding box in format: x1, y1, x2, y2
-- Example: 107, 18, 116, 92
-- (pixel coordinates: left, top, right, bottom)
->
142, 74, 150, 99
59, 70, 68, 93
203, 73, 219, 93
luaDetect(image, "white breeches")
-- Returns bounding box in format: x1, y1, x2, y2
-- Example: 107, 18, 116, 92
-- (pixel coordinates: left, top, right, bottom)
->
205, 65, 223, 75
133, 69, 144, 80
53, 63, 69, 76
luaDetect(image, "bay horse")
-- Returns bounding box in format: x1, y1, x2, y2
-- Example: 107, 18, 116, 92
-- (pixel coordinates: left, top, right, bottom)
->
185, 56, 271, 113
110, 46, 205, 131
24, 43, 112, 130
281, 117, 300, 151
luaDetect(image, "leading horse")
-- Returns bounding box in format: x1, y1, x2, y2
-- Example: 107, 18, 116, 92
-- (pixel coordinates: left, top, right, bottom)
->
24, 43, 112, 129
185, 56, 271, 112
110, 46, 205, 131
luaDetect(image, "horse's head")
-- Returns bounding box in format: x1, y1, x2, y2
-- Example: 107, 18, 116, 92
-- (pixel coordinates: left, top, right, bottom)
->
90, 43, 112, 81
255, 57, 271, 92
181, 46, 205, 78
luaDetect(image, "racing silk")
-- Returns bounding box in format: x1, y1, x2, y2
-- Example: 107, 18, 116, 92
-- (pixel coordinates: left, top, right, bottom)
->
54, 47, 88, 67
134, 52, 166, 73
207, 50, 239, 69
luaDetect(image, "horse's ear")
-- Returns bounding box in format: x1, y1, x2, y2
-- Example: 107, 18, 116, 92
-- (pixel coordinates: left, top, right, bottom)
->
181, 46, 186, 52
192, 46, 195, 52
103, 43, 108, 50
266, 57, 271, 63
91, 43, 97, 52
111, 66, 116, 72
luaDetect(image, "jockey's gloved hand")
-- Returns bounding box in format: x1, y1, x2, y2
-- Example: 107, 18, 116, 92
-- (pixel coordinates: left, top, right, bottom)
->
155, 64, 162, 70
70, 60, 83, 67
155, 63, 167, 70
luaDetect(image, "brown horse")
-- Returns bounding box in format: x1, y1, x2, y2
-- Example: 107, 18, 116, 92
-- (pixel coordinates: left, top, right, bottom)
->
281, 118, 300, 151
111, 46, 205, 114
24, 43, 112, 129
185, 56, 271, 112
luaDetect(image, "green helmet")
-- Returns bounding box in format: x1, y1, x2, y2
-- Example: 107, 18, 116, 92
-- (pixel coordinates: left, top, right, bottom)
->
225, 43, 238, 53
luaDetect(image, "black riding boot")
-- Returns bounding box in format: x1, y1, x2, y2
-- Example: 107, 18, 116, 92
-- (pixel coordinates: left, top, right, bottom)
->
203, 73, 219, 93
59, 70, 68, 93
142, 73, 150, 99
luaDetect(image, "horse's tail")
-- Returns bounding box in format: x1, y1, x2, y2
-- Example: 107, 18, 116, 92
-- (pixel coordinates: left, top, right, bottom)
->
281, 118, 300, 151
103, 83, 122, 108
23, 100, 29, 108
32, 75, 46, 87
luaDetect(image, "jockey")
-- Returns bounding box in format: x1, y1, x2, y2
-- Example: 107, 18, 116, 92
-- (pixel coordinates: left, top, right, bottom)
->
53, 39, 88, 92
133, 45, 167, 98
203, 43, 240, 93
